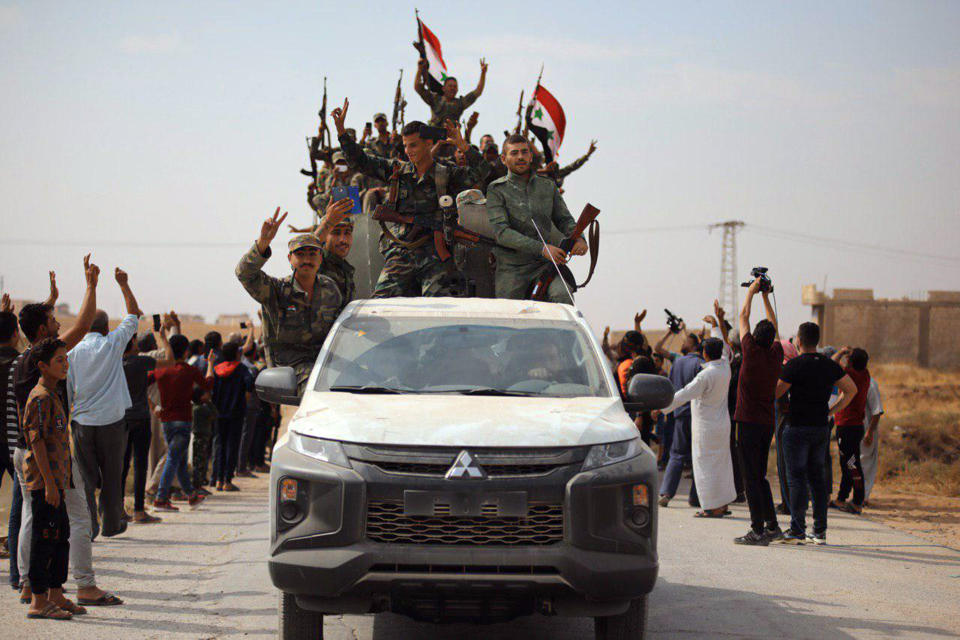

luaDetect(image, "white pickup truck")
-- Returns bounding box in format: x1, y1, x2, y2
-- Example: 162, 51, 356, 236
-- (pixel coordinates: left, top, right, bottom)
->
255, 297, 673, 639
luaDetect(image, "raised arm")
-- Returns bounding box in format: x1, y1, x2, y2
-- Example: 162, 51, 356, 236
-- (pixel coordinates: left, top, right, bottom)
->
761, 289, 779, 339
114, 268, 142, 317
740, 277, 760, 340
830, 374, 858, 416
236, 209, 286, 306
654, 327, 677, 360
469, 58, 488, 100
43, 271, 58, 308
833, 346, 852, 364
60, 254, 99, 351
332, 98, 394, 182
414, 58, 433, 104
601, 327, 618, 362
464, 111, 479, 144
557, 140, 596, 179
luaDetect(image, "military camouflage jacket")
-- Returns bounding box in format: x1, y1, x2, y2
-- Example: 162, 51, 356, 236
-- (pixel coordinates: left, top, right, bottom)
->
485, 171, 576, 267
320, 248, 355, 308
339, 132, 486, 257
235, 243, 342, 371
419, 90, 480, 127
364, 134, 396, 159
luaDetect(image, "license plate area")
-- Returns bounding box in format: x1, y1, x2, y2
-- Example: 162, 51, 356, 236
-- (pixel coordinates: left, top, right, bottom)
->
403, 491, 528, 517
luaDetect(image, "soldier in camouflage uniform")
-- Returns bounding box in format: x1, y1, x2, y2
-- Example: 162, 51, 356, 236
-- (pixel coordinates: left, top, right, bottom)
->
235, 200, 352, 392
539, 139, 598, 188
365, 113, 397, 159
331, 98, 487, 298
191, 388, 218, 489
414, 58, 488, 127
319, 212, 356, 308
486, 135, 588, 303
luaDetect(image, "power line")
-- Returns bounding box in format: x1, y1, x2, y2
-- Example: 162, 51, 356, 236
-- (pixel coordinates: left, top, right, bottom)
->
0, 239, 248, 249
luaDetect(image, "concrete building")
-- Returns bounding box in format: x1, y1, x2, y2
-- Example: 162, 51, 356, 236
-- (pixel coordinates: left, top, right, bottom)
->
803, 286, 960, 369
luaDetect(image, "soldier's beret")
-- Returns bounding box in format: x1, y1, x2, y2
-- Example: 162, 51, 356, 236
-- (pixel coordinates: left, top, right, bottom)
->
331, 151, 347, 163
288, 234, 324, 252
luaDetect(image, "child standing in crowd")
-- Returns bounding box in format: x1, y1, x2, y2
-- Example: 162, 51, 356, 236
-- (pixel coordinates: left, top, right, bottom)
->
211, 342, 254, 492
191, 387, 218, 494
21, 338, 85, 620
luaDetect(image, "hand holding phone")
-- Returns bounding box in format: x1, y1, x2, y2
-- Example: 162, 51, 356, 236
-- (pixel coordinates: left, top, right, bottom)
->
152, 314, 161, 332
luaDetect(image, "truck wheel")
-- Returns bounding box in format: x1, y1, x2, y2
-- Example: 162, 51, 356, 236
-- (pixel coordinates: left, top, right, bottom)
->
279, 592, 324, 640
594, 595, 648, 640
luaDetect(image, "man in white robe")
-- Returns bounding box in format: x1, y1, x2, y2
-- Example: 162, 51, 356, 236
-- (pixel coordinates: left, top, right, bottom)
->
860, 379, 884, 504
661, 337, 737, 515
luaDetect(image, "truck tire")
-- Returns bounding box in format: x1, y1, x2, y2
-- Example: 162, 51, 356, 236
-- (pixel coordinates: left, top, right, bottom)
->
594, 595, 648, 640
279, 592, 324, 640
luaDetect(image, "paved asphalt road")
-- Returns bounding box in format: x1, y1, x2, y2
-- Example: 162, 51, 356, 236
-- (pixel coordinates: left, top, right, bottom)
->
1, 473, 958, 639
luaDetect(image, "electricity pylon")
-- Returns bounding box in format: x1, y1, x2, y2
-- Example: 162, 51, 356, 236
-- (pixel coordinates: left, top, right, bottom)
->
709, 220, 745, 315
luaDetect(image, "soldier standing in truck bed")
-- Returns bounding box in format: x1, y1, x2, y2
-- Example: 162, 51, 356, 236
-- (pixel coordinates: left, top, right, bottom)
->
331, 98, 487, 298
235, 199, 353, 392
414, 58, 488, 127
485, 134, 587, 303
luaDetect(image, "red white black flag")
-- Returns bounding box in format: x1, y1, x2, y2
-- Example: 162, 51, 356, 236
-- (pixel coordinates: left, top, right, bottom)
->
417, 17, 449, 95
527, 85, 566, 163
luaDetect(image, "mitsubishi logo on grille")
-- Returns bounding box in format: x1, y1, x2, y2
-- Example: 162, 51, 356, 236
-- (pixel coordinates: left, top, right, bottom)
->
445, 450, 487, 480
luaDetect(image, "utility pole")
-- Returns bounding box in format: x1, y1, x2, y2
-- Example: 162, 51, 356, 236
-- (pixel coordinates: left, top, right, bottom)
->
709, 220, 745, 315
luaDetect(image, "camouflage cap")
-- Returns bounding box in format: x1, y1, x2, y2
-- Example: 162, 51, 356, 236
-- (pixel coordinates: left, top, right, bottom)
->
373, 112, 388, 122
331, 151, 346, 163
456, 189, 487, 207
288, 234, 324, 253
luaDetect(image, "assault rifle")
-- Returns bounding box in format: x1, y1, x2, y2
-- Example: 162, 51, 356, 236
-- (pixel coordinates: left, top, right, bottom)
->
318, 77, 331, 150
391, 69, 404, 134
373, 201, 497, 262
513, 89, 524, 135
528, 203, 601, 301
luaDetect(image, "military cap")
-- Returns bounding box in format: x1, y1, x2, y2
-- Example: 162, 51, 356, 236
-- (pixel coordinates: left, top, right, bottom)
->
456, 188, 487, 207
331, 151, 346, 163
373, 112, 388, 122
288, 234, 324, 253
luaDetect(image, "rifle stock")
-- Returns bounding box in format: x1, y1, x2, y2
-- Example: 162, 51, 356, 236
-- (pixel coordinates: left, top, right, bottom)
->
559, 204, 600, 253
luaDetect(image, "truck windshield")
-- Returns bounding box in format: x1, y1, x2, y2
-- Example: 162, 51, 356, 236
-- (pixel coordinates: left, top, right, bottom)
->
315, 315, 612, 398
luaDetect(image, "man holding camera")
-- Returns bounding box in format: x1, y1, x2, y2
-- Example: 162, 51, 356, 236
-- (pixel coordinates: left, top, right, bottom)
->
485, 135, 587, 303
732, 275, 784, 545
655, 318, 704, 507
331, 98, 486, 298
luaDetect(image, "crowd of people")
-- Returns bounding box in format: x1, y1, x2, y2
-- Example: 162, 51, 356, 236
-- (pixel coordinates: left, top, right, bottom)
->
0, 263, 280, 621
602, 276, 884, 546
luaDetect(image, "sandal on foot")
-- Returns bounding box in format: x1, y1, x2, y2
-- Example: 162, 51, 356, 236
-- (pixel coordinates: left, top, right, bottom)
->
77, 592, 124, 606
694, 510, 726, 518
57, 600, 87, 615
27, 603, 72, 620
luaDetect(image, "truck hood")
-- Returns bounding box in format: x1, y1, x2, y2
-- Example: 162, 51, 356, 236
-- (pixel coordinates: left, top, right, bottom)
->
289, 392, 636, 448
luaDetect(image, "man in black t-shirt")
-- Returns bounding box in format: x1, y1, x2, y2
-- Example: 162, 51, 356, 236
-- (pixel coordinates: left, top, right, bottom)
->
774, 322, 856, 545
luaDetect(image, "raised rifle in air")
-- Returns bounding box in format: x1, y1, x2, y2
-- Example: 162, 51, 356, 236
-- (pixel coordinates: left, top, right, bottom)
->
391, 69, 404, 134
318, 77, 331, 151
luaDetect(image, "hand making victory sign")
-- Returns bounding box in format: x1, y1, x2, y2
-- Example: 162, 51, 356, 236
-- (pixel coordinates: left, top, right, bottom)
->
257, 207, 288, 255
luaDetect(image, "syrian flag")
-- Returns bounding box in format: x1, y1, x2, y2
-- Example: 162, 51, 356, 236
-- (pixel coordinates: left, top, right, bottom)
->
417, 18, 448, 95
527, 85, 566, 164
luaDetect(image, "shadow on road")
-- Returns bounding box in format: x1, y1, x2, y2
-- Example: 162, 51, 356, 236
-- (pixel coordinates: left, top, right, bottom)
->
367, 579, 958, 639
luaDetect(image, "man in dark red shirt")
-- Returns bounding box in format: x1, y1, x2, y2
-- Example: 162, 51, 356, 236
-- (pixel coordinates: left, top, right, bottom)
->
830, 346, 871, 514
732, 277, 784, 546
148, 334, 213, 511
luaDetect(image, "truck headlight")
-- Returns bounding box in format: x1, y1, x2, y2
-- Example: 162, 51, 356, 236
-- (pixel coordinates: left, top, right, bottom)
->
289, 432, 351, 468
582, 438, 643, 471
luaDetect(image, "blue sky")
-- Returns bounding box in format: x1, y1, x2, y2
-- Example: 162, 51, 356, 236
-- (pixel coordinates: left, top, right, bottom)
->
1, 1, 958, 334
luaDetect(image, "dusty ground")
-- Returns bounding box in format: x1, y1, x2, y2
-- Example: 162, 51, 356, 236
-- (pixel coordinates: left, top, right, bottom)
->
2, 473, 959, 639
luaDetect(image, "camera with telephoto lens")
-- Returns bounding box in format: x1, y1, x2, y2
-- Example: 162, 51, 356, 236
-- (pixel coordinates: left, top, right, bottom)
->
664, 309, 684, 334
741, 266, 773, 293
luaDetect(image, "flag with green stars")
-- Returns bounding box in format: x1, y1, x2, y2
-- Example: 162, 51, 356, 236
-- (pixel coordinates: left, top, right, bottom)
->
417, 17, 448, 95
527, 85, 566, 163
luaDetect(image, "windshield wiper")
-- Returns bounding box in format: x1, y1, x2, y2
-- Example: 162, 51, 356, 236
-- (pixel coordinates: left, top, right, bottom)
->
455, 388, 538, 397
328, 385, 407, 394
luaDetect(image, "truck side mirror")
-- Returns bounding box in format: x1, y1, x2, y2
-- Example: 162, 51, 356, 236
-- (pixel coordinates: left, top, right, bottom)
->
255, 367, 300, 406
625, 374, 674, 411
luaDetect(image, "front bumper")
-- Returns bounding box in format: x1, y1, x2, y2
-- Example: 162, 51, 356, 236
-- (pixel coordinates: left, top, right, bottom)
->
267, 440, 659, 617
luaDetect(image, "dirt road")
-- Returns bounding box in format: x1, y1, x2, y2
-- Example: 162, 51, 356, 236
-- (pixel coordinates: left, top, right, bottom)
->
1, 474, 957, 639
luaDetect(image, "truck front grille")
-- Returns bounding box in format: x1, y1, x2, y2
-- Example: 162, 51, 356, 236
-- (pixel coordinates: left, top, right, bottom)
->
372, 460, 563, 477
366, 501, 563, 546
